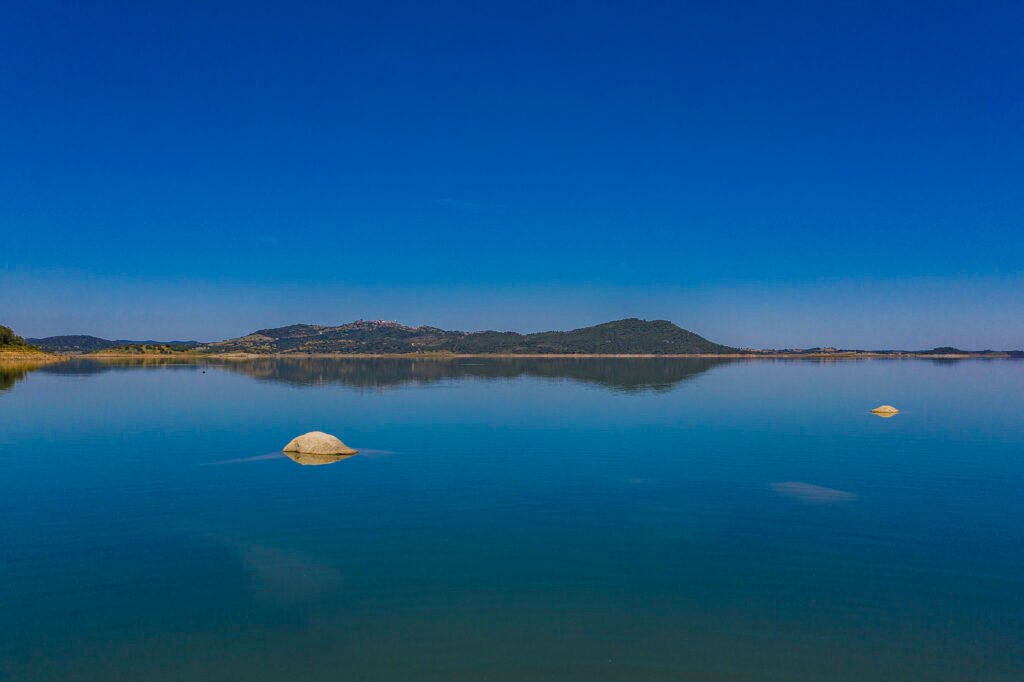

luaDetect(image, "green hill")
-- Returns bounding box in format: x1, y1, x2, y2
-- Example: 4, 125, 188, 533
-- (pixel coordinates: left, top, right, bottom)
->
28, 335, 202, 353
201, 318, 735, 355
449, 319, 733, 354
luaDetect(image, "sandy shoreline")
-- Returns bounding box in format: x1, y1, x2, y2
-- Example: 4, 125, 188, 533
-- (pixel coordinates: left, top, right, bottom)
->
0, 351, 66, 363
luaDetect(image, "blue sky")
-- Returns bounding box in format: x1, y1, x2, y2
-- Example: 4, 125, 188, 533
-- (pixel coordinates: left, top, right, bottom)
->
2, 1, 1021, 348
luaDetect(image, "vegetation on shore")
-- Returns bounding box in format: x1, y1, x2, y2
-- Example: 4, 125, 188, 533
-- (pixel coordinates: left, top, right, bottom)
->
0, 325, 45, 355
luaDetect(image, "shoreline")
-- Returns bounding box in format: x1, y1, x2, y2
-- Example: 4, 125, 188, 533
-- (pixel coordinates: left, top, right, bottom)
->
64, 351, 1021, 360
0, 351, 66, 363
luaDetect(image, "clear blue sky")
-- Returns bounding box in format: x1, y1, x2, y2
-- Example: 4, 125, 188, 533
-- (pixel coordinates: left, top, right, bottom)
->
2, 1, 1021, 348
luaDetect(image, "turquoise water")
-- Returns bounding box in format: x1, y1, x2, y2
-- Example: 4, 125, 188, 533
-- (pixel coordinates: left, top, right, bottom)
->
2, 358, 1023, 681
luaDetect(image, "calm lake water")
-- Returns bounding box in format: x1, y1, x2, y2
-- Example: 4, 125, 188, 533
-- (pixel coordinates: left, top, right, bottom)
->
2, 357, 1023, 681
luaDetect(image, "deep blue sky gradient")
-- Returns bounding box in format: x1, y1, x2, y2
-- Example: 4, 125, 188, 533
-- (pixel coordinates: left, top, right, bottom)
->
1, 1, 1022, 347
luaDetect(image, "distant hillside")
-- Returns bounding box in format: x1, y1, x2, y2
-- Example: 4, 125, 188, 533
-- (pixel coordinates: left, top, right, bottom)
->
28, 335, 202, 353
92, 343, 198, 355
200, 318, 735, 355
27, 335, 113, 352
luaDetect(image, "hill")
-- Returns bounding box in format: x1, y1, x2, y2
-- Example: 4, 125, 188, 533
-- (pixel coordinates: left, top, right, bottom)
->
90, 343, 198, 355
200, 318, 735, 355
28, 335, 202, 353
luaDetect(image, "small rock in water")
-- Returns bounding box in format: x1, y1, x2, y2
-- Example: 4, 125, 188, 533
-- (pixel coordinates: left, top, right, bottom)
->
283, 431, 358, 455
871, 405, 900, 417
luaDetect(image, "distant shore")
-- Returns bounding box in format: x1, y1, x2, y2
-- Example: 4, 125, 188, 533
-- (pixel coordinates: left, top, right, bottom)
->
60, 351, 1023, 360
27, 320, 1023, 359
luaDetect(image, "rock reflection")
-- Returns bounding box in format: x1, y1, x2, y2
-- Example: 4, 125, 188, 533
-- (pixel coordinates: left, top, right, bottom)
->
283, 451, 357, 466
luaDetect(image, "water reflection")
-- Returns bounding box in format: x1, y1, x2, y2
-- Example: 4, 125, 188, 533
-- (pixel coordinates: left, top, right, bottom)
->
0, 360, 53, 393
37, 358, 201, 375
36, 357, 730, 392
283, 451, 357, 466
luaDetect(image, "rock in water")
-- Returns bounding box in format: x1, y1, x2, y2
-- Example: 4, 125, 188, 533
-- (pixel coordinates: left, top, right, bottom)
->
871, 405, 900, 416
283, 431, 358, 455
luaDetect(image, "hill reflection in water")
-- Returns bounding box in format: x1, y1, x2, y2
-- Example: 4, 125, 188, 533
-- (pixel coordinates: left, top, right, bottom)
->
36, 357, 732, 392
217, 357, 732, 392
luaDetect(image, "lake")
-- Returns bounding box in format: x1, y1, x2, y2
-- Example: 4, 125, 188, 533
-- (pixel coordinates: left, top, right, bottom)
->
2, 357, 1023, 681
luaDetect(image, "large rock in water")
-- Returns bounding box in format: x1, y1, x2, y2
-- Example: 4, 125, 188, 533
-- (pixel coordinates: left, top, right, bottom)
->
871, 405, 900, 417
283, 431, 357, 455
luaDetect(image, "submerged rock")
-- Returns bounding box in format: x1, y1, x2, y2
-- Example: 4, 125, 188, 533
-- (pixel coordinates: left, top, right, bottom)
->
283, 431, 357, 456
771, 481, 857, 504
871, 405, 900, 417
